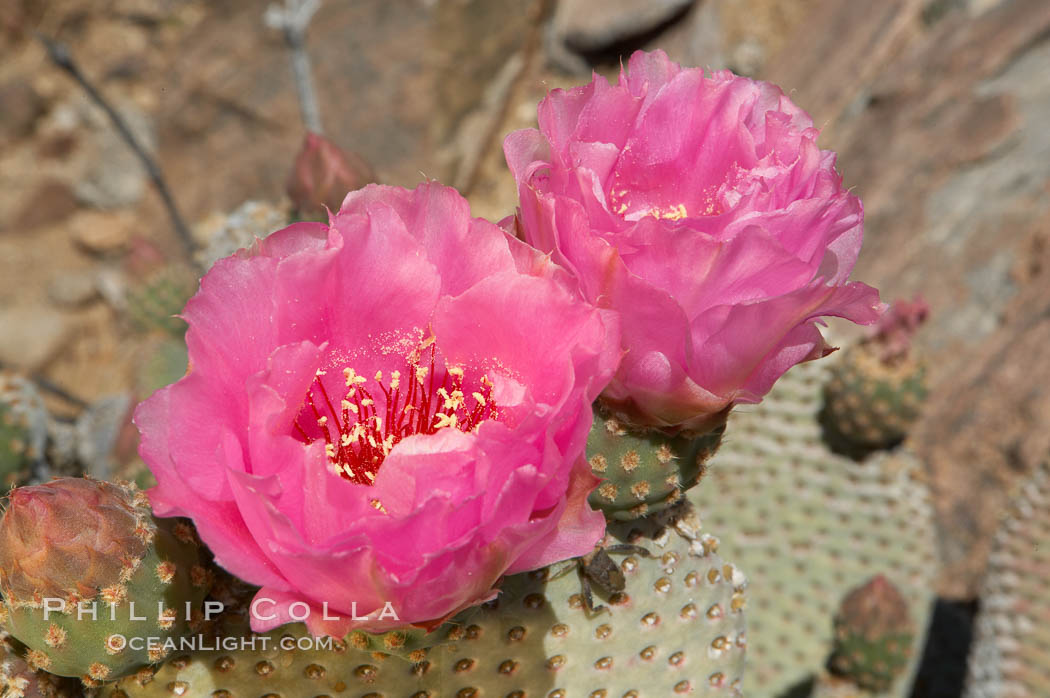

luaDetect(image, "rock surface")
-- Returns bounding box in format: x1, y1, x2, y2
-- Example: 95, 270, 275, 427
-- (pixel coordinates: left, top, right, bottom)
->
549, 0, 695, 71
0, 305, 70, 371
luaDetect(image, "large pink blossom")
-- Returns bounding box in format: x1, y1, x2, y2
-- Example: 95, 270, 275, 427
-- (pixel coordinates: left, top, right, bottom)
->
135, 182, 619, 636
505, 50, 883, 433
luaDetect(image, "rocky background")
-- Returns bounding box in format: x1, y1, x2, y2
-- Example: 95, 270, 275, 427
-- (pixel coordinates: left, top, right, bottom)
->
1, 0, 1048, 695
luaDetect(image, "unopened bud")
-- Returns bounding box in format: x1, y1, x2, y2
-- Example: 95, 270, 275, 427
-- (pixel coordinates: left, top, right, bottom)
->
287, 132, 374, 218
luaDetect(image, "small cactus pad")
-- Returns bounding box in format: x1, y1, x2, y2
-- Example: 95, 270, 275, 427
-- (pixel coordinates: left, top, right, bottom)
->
0, 373, 48, 489
134, 337, 189, 398
102, 503, 747, 696
965, 460, 1050, 698
693, 360, 937, 697
124, 265, 198, 338
830, 575, 915, 692
587, 404, 724, 520
0, 480, 212, 683
822, 342, 927, 451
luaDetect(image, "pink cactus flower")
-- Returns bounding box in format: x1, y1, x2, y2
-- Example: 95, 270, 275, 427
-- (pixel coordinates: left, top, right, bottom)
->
505, 50, 883, 434
135, 182, 619, 636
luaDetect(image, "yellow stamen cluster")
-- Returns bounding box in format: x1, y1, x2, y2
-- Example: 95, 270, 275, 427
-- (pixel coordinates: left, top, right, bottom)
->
295, 340, 499, 487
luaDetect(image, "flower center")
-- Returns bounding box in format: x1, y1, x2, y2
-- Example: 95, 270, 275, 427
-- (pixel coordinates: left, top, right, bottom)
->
294, 337, 498, 486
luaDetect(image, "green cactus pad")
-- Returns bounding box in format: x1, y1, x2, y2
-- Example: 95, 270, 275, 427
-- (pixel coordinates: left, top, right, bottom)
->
124, 265, 198, 339
101, 504, 747, 697
693, 360, 937, 697
0, 373, 48, 490
132, 337, 190, 404
965, 459, 1050, 698
822, 342, 927, 452
2, 486, 212, 685
0, 393, 33, 490
587, 405, 724, 521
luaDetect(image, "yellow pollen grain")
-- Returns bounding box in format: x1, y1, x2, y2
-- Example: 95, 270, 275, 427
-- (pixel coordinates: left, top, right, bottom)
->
344, 368, 366, 386
317, 416, 327, 426
375, 370, 383, 382
473, 392, 486, 406
647, 203, 688, 221
361, 399, 374, 407
448, 366, 464, 379
325, 444, 337, 458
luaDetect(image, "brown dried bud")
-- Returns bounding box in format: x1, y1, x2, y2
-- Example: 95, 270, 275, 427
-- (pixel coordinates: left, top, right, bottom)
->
286, 132, 374, 218
0, 479, 152, 605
